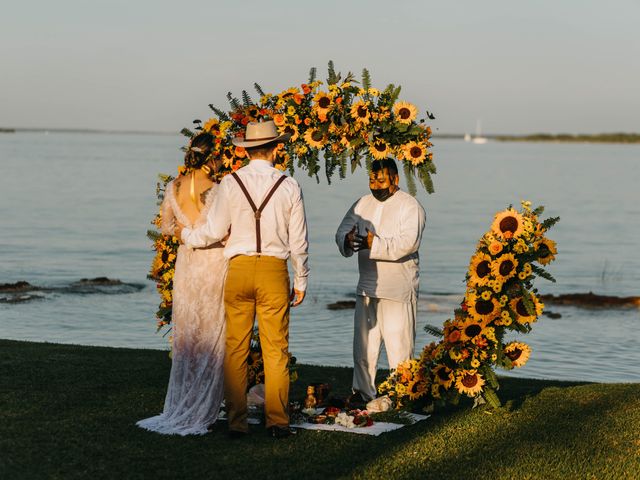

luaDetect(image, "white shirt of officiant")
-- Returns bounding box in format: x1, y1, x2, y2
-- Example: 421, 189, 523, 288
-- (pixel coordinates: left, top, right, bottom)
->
336, 190, 426, 303
181, 159, 309, 291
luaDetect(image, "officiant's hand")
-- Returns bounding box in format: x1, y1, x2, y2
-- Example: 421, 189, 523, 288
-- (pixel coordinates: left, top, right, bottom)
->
344, 226, 357, 251
352, 229, 374, 251
290, 288, 305, 307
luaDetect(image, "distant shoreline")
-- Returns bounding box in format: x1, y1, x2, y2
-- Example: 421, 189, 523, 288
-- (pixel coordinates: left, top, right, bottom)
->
434, 132, 640, 144
3, 128, 640, 144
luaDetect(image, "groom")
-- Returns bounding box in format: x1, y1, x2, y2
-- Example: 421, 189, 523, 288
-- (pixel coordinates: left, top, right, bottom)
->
178, 120, 309, 439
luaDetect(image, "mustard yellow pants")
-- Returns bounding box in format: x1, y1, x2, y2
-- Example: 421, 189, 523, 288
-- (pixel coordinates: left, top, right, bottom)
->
223, 255, 291, 431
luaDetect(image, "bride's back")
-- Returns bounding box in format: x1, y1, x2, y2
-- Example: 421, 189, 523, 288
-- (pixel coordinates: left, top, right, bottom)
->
173, 172, 214, 225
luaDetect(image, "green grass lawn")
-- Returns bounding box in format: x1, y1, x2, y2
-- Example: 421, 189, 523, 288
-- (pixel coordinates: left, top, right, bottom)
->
1, 339, 638, 479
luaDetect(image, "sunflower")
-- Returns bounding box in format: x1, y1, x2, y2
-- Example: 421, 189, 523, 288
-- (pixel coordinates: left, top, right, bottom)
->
455, 370, 485, 397
466, 294, 501, 323
220, 147, 235, 168
458, 318, 484, 342
407, 379, 428, 400
350, 101, 371, 124
536, 238, 557, 265
510, 293, 544, 324
393, 101, 418, 124
432, 364, 455, 389
402, 141, 428, 165
491, 208, 525, 240
313, 91, 333, 113
468, 253, 493, 287
369, 138, 390, 160
203, 117, 220, 134
303, 128, 327, 149
504, 341, 531, 367
491, 253, 519, 282
278, 123, 300, 142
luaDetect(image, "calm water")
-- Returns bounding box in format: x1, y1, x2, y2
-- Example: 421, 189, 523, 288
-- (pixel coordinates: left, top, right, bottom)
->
1, 132, 638, 382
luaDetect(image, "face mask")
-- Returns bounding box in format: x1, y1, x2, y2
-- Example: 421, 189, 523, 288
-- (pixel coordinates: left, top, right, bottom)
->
371, 187, 394, 202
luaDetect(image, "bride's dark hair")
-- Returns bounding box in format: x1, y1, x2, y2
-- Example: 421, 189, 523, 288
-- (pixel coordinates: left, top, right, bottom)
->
184, 132, 216, 169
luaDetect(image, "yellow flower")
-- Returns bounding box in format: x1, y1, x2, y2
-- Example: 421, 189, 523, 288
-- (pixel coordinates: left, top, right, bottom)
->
278, 123, 300, 142
369, 138, 390, 160
459, 318, 484, 342
455, 370, 485, 397
518, 271, 528, 280
504, 341, 531, 367
510, 293, 544, 324
350, 101, 371, 124
368, 88, 380, 96
481, 290, 492, 301
313, 91, 333, 113
470, 358, 480, 368
491, 208, 525, 240
407, 379, 428, 400
393, 101, 418, 124
466, 294, 501, 323
203, 118, 219, 133
491, 253, 519, 282
468, 253, 493, 287
303, 128, 327, 149
432, 364, 455, 389
402, 141, 428, 165
537, 238, 557, 265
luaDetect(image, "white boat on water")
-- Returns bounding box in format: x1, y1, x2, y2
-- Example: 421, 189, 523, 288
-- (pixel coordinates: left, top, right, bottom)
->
472, 120, 488, 144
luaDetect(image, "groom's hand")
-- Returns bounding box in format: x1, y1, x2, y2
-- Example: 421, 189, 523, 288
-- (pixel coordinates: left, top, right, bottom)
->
174, 222, 185, 243
290, 288, 305, 307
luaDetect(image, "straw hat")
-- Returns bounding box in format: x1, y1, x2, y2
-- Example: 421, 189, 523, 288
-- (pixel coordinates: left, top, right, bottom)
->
232, 120, 291, 148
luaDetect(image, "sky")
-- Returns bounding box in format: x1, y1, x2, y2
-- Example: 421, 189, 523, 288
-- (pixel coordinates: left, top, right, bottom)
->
1, 0, 639, 134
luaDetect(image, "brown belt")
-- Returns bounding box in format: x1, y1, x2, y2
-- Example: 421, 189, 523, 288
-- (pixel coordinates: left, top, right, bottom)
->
231, 172, 287, 253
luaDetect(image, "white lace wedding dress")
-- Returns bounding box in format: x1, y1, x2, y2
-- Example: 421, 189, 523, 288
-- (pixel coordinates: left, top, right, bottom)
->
137, 180, 226, 435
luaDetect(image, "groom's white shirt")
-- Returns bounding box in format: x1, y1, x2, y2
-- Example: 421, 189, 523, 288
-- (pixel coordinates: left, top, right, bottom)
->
181, 159, 309, 292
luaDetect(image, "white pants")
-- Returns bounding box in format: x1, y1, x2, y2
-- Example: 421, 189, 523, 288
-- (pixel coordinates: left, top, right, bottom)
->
352, 295, 417, 401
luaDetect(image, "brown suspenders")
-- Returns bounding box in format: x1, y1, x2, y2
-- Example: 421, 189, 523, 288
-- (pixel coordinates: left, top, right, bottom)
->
231, 172, 288, 253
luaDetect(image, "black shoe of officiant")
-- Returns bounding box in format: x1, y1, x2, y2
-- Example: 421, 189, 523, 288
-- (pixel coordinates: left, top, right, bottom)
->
268, 426, 297, 439
346, 391, 367, 409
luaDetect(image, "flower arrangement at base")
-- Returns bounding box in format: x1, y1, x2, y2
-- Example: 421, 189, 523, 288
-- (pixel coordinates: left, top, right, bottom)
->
379, 201, 559, 410
247, 326, 298, 390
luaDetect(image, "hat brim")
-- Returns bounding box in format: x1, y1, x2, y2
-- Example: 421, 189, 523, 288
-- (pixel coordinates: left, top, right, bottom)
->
232, 132, 291, 148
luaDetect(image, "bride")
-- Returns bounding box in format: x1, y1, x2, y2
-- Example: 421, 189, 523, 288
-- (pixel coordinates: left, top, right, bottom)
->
137, 132, 227, 435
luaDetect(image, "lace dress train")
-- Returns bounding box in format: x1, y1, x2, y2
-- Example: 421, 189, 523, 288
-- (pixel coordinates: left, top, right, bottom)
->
137, 181, 226, 435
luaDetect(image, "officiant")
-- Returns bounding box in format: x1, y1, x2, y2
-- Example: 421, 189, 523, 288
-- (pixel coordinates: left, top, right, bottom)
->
335, 159, 426, 402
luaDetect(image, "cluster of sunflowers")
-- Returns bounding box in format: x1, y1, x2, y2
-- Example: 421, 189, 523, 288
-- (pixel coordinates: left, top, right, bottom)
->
147, 175, 180, 331
150, 62, 436, 331
177, 62, 435, 193
379, 201, 559, 410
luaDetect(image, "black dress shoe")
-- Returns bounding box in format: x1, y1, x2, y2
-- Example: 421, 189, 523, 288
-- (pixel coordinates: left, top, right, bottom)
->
268, 426, 297, 439
227, 430, 249, 439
